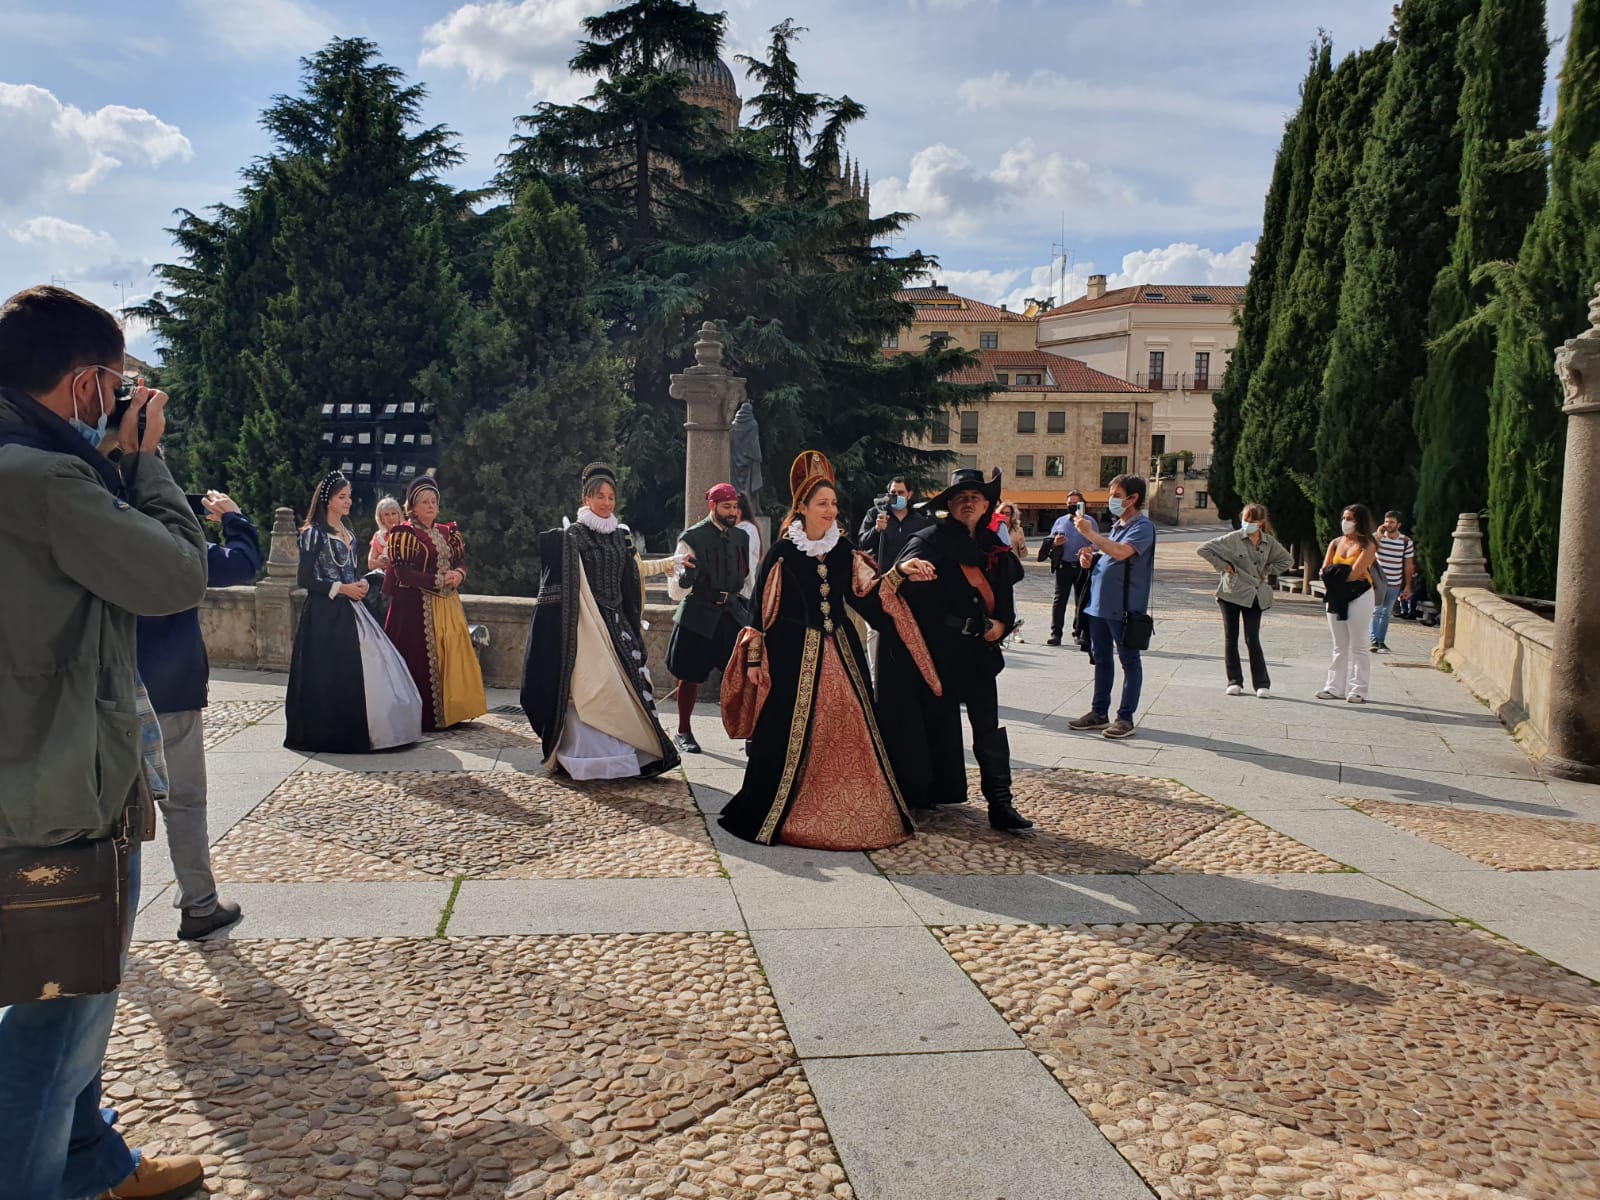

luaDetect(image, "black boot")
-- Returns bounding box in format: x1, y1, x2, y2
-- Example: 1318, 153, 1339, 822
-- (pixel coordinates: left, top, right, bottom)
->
975, 727, 1032, 832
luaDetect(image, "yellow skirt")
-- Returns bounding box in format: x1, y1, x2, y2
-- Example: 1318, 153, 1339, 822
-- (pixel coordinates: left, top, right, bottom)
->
428, 591, 487, 728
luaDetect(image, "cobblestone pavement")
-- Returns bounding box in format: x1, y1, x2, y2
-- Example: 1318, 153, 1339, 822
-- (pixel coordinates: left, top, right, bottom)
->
116, 532, 1600, 1200
1343, 797, 1600, 871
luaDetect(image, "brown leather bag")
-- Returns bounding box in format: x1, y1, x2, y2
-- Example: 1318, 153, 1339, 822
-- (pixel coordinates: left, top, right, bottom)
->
0, 820, 130, 1006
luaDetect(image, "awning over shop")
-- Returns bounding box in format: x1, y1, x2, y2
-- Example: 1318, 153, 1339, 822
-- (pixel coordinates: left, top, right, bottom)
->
1003, 489, 1110, 508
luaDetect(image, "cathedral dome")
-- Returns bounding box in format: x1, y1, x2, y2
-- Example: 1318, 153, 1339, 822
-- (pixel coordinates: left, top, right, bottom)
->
666, 54, 737, 93
666, 54, 741, 133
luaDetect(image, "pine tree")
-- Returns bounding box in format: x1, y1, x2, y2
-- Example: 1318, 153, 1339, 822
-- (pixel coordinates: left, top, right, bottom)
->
230, 72, 466, 521
1485, 0, 1600, 598
1411, 0, 1547, 587
1238, 41, 1395, 557
1313, 0, 1478, 543
418, 183, 624, 594
1209, 81, 1307, 525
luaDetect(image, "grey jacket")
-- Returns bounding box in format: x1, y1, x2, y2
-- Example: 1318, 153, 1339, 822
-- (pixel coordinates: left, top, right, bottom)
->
0, 392, 208, 845
1197, 529, 1294, 610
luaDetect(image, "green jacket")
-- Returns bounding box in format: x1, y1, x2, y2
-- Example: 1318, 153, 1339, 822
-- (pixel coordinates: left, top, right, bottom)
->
0, 391, 208, 846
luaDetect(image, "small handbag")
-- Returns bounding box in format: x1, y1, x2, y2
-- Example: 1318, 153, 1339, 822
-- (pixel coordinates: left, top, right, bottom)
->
1119, 548, 1155, 652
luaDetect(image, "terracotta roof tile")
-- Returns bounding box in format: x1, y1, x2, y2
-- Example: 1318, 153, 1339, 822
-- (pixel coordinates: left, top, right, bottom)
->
1041, 283, 1246, 317
895, 287, 1033, 324
881, 349, 1148, 393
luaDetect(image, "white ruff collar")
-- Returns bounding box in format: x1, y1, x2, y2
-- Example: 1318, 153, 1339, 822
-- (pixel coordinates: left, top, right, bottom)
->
787, 519, 839, 558
577, 506, 619, 533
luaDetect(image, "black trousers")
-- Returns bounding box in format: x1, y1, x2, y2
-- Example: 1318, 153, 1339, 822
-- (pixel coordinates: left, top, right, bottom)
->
1219, 598, 1269, 690
883, 658, 1003, 808
1050, 563, 1084, 637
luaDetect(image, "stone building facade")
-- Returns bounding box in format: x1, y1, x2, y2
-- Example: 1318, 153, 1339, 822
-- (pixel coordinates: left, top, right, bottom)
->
887, 284, 1039, 355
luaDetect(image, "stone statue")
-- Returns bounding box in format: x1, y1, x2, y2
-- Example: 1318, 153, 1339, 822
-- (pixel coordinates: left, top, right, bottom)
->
729, 400, 764, 504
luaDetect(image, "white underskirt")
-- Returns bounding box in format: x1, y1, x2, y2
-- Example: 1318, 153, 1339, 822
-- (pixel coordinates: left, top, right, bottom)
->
555, 713, 655, 780
351, 599, 423, 749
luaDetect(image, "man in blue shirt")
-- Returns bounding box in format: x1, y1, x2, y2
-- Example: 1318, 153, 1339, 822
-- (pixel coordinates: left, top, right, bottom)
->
1038, 488, 1091, 645
1067, 474, 1155, 739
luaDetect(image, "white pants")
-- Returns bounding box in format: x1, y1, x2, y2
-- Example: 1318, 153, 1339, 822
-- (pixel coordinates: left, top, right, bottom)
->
1325, 590, 1376, 699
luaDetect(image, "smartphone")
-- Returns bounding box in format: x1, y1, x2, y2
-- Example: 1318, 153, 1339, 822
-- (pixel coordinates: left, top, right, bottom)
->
186, 494, 209, 518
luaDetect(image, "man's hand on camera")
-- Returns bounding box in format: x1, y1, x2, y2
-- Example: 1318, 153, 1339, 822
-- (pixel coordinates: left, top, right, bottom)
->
875, 513, 889, 532
202, 490, 241, 520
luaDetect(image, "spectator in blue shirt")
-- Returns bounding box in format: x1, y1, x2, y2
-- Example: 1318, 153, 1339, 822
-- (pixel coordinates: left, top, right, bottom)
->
1038, 488, 1091, 645
1067, 474, 1156, 739
137, 489, 262, 939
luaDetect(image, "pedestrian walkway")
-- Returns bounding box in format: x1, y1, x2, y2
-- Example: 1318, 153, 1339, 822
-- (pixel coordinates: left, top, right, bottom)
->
114, 536, 1600, 1200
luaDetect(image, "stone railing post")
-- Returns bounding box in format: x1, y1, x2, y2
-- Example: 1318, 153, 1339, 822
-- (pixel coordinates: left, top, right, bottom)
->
1546, 284, 1600, 781
670, 322, 747, 532
1432, 513, 1492, 665
254, 506, 299, 672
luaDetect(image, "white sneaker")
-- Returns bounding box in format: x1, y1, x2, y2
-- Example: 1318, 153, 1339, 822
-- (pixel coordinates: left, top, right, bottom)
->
1347, 694, 1366, 704
1225, 684, 1244, 696
1256, 687, 1272, 699
1315, 690, 1339, 700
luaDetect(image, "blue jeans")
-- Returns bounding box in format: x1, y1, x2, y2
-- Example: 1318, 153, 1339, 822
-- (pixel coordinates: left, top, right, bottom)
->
1369, 588, 1396, 644
1089, 615, 1143, 722
0, 848, 141, 1200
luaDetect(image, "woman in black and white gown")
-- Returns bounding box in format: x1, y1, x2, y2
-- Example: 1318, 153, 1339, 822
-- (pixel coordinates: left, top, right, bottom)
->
284, 471, 423, 753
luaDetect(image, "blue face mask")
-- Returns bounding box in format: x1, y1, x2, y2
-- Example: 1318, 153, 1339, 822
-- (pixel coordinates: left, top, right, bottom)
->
1108, 496, 1126, 517
891, 495, 907, 511
1242, 521, 1259, 535
70, 371, 110, 447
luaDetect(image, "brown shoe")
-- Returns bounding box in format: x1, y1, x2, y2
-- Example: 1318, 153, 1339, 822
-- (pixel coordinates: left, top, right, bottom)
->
100, 1155, 206, 1200
1066, 711, 1109, 731
1102, 719, 1136, 739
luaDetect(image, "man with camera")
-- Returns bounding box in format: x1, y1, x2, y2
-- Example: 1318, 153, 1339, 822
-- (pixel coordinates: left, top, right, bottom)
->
0, 286, 210, 1200
138, 489, 261, 941
1038, 488, 1092, 647
857, 477, 932, 676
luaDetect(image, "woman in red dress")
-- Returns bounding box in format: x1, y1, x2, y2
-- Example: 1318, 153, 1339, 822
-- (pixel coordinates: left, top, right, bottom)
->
382, 477, 487, 731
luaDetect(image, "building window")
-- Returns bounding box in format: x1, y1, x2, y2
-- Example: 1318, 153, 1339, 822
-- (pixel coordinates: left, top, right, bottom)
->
979, 332, 999, 350
960, 411, 979, 444
1151, 433, 1166, 456
1194, 351, 1210, 388
1148, 350, 1165, 387
1015, 372, 1043, 385
1016, 454, 1035, 477
1017, 411, 1036, 434
1045, 455, 1065, 477
930, 412, 950, 445
882, 332, 899, 349
1100, 455, 1128, 487
1101, 411, 1131, 445
958, 454, 978, 470
1046, 411, 1066, 434
1195, 491, 1210, 509
995, 372, 1009, 386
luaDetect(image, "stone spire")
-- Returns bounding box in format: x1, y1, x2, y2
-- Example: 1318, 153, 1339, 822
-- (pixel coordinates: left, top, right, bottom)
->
852, 161, 861, 199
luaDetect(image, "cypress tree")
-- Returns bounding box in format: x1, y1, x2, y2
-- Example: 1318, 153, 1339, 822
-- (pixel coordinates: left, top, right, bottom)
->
1486, 0, 1600, 598
418, 183, 624, 595
1313, 0, 1478, 543
1412, 0, 1547, 587
1238, 42, 1395, 557
1209, 89, 1306, 525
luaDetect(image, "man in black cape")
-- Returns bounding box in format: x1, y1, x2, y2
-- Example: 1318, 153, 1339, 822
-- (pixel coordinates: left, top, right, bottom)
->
876, 468, 1033, 832
666, 482, 751, 753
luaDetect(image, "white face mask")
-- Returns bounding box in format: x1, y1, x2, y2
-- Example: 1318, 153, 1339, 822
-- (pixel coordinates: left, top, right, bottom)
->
70, 368, 112, 447
1341, 519, 1357, 536
1241, 521, 1259, 535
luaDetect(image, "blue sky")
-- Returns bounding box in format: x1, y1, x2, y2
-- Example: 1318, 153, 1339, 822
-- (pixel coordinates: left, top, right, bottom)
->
0, 0, 1571, 362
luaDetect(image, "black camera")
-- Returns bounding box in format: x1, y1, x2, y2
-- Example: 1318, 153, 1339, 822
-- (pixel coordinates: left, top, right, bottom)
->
874, 493, 892, 512
107, 376, 139, 433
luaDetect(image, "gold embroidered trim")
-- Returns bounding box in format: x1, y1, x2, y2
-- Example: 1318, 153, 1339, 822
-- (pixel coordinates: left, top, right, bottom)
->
423, 524, 452, 592
421, 591, 444, 724
757, 626, 820, 844
837, 628, 914, 825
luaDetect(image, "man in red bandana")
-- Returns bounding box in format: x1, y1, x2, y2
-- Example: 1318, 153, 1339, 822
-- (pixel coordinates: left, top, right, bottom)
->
665, 483, 751, 753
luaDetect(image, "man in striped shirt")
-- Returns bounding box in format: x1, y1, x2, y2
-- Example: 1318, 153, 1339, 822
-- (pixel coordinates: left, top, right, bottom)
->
1370, 510, 1415, 652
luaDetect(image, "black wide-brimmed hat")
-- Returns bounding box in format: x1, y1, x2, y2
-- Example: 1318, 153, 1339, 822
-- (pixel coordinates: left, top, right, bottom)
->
923, 466, 1003, 514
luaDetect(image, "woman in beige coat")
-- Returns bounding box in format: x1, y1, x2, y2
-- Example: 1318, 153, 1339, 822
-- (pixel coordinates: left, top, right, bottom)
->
1196, 503, 1294, 697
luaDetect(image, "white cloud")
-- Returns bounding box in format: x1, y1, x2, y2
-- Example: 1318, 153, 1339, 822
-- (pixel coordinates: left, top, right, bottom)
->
6, 216, 113, 248
180, 0, 333, 56
957, 69, 1284, 136
0, 83, 193, 203
925, 241, 1255, 312
421, 0, 608, 102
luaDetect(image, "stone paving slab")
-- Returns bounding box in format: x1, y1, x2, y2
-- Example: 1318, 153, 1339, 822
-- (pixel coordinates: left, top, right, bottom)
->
1343, 797, 1600, 871
201, 699, 284, 748
941, 920, 1600, 1199
446, 879, 742, 935
891, 873, 1189, 926
805, 1049, 1153, 1200
1137, 871, 1449, 922
751, 926, 1019, 1058
209, 770, 719, 882
109, 934, 852, 1200
734, 867, 924, 930
1245, 807, 1484, 877
134, 881, 452, 941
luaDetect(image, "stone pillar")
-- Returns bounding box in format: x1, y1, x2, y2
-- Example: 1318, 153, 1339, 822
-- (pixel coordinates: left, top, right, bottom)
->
1431, 513, 1492, 665
254, 506, 300, 672
1545, 284, 1600, 781
670, 322, 747, 532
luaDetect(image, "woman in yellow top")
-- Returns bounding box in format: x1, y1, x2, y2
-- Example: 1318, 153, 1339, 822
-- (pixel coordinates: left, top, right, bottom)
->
1318, 503, 1379, 703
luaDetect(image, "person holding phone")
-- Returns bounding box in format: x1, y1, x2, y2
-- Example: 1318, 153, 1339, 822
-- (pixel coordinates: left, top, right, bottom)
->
1039, 489, 1091, 646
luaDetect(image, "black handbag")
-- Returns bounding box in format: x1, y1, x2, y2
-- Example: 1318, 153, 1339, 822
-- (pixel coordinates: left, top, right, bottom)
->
1119, 545, 1154, 652
0, 813, 132, 1006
